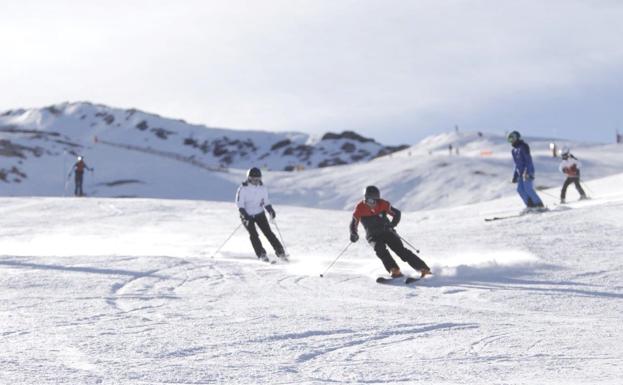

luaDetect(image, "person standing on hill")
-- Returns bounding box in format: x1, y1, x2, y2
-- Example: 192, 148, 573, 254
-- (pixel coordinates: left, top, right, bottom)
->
559, 147, 588, 204
507, 131, 545, 211
349, 185, 431, 279
235, 167, 286, 263
68, 156, 93, 197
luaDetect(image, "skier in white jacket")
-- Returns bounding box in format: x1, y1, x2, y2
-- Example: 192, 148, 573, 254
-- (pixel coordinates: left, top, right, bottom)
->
235, 167, 286, 262
559, 147, 588, 204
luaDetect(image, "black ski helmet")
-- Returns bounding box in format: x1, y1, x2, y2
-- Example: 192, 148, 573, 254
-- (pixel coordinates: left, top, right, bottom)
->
507, 131, 521, 144
560, 146, 570, 157
247, 167, 262, 179
364, 185, 380, 200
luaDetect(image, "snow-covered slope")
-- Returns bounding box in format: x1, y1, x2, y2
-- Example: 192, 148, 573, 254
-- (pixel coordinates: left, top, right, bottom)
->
267, 131, 623, 210
1, 171, 622, 384
2, 102, 622, 211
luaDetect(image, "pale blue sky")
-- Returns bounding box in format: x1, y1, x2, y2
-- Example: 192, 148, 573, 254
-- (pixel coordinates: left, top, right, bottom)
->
1, 0, 623, 144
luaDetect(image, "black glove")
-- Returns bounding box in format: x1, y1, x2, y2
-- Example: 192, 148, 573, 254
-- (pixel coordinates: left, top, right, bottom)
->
350, 233, 359, 243
239, 208, 252, 224
265, 205, 276, 219
512, 173, 518, 184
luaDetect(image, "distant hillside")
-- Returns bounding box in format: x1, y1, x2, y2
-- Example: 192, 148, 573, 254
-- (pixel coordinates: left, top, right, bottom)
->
0, 101, 407, 184
266, 131, 623, 210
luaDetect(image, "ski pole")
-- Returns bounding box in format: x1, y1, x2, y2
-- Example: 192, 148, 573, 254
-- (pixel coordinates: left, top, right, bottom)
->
64, 175, 71, 197
538, 189, 558, 200
581, 181, 594, 197
210, 223, 243, 259
271, 218, 288, 255
63, 152, 67, 197
319, 242, 352, 278
398, 234, 420, 254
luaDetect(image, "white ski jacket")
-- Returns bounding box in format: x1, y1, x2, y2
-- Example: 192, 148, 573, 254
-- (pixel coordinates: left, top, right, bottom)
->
235, 182, 270, 216
559, 157, 581, 177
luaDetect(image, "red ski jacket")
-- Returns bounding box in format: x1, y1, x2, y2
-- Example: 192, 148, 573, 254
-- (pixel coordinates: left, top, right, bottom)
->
350, 199, 401, 238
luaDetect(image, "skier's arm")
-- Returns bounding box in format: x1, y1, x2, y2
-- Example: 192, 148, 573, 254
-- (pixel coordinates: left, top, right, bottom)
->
262, 187, 276, 219
235, 186, 245, 208
349, 216, 359, 242
265, 204, 276, 219
238, 207, 251, 221
261, 186, 270, 207
235, 186, 250, 221
574, 159, 582, 170
349, 204, 362, 242
388, 205, 401, 228
522, 144, 535, 178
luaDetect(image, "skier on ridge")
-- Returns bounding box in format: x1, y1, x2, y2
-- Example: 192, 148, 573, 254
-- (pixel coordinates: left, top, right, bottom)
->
349, 186, 431, 280
68, 155, 93, 197
507, 131, 545, 212
558, 147, 588, 204
235, 167, 286, 263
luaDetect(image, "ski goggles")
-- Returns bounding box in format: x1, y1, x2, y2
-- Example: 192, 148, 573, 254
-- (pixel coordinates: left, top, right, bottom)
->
365, 197, 378, 206
248, 177, 262, 184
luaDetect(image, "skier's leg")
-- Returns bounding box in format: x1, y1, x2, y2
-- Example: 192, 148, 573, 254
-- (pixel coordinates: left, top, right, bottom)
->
516, 179, 530, 206
74, 175, 80, 196
243, 219, 266, 257
386, 231, 430, 271
574, 178, 586, 198
368, 235, 400, 273
561, 178, 572, 201
255, 213, 284, 254
76, 173, 84, 196
523, 179, 543, 206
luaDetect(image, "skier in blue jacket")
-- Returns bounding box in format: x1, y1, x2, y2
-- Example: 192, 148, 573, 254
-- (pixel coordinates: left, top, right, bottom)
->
508, 131, 545, 210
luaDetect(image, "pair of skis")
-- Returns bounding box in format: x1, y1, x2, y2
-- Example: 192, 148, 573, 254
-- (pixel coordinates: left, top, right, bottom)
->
376, 275, 422, 285
485, 207, 550, 222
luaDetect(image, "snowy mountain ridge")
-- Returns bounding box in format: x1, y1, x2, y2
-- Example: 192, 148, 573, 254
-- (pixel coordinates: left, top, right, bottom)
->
0, 101, 407, 176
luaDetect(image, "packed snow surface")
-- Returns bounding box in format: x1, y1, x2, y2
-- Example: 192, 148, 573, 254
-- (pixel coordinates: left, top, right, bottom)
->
1, 172, 622, 384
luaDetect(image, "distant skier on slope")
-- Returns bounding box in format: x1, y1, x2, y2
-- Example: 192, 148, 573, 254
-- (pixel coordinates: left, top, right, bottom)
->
558, 147, 588, 204
349, 186, 431, 279
235, 167, 286, 263
68, 156, 93, 197
507, 131, 545, 211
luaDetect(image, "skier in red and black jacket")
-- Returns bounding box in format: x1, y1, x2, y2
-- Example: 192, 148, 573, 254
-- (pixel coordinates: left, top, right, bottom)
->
349, 186, 431, 279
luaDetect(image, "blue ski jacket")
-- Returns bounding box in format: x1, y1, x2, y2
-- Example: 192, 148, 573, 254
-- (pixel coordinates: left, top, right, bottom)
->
511, 140, 535, 178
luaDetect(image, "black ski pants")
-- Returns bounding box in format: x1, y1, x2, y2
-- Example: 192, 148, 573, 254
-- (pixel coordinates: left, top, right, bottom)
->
561, 176, 586, 200
243, 212, 283, 258
367, 230, 429, 273
74, 172, 84, 196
